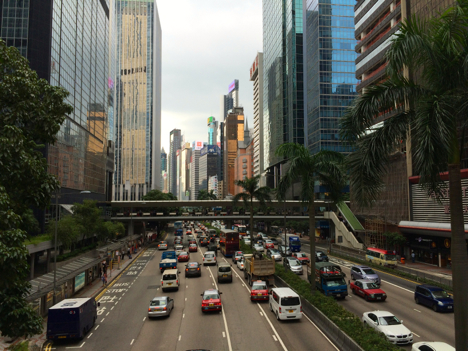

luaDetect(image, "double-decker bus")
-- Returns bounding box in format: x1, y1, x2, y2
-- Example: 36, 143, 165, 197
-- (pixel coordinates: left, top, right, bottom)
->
220, 229, 239, 257
232, 224, 247, 236
174, 221, 183, 236
365, 247, 397, 267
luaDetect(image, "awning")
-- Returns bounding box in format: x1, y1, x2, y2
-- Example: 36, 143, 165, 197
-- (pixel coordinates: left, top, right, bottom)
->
398, 221, 468, 239
61, 204, 74, 214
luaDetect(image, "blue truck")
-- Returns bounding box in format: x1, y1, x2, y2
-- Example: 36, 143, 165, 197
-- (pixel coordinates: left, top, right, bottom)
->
308, 262, 348, 299
160, 251, 177, 272
47, 298, 99, 340
288, 235, 301, 252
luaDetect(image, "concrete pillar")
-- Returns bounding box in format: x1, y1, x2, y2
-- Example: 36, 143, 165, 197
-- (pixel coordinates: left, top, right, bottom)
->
46, 249, 51, 273
128, 220, 134, 236
30, 253, 35, 280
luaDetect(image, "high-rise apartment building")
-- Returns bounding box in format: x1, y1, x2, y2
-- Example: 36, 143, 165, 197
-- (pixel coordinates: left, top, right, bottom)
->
160, 147, 167, 190
178, 142, 191, 200
305, 0, 358, 155
208, 175, 219, 198
220, 79, 239, 120
168, 129, 182, 195
250, 53, 264, 185
0, 0, 113, 229
190, 149, 200, 200
263, 0, 304, 185
207, 116, 218, 145
223, 107, 245, 196
199, 145, 219, 191
114, 0, 162, 201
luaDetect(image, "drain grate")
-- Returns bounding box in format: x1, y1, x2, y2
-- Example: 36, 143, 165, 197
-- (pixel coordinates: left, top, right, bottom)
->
147, 285, 160, 289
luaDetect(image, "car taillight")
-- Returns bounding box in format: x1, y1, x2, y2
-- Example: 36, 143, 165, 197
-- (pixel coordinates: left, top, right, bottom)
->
176, 280, 178, 285
203, 257, 205, 261
263, 293, 268, 296
161, 281, 163, 285
300, 306, 302, 313
197, 267, 200, 270
163, 307, 167, 311
214, 257, 216, 260
148, 308, 151, 311
186, 268, 188, 271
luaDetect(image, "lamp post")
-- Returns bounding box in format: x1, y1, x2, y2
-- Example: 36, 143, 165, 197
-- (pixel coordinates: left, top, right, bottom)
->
53, 189, 91, 304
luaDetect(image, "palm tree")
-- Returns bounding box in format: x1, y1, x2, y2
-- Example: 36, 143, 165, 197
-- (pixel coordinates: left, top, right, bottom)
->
232, 176, 272, 248
197, 189, 217, 200
340, 3, 468, 348
275, 143, 347, 292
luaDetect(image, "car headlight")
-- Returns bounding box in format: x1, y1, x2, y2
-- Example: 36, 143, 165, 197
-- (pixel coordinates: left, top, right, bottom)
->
386, 334, 395, 338
408, 333, 412, 337
438, 301, 444, 306
382, 293, 386, 296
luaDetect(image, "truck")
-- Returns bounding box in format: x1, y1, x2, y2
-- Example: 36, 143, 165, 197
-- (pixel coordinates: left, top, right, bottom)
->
243, 254, 276, 286
307, 262, 348, 299
160, 251, 177, 272
47, 298, 99, 340
174, 221, 183, 235
288, 235, 301, 252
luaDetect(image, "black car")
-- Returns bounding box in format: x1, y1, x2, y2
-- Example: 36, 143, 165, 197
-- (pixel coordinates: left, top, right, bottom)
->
185, 262, 202, 277
315, 250, 329, 262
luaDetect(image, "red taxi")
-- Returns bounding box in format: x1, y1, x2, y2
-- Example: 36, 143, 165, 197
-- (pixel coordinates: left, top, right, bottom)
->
201, 289, 222, 313
292, 252, 310, 265
250, 280, 269, 302
189, 243, 197, 252
350, 279, 387, 301
178, 251, 190, 262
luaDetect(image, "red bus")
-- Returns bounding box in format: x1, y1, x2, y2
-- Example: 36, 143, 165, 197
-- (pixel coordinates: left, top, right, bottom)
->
232, 224, 247, 236
220, 229, 239, 257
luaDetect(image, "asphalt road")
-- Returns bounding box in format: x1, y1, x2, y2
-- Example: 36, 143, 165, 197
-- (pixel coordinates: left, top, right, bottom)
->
48, 229, 339, 351
297, 242, 455, 348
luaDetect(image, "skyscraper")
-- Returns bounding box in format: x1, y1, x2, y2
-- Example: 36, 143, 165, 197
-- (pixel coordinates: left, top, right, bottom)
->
207, 116, 218, 145
223, 107, 245, 196
168, 129, 182, 195
190, 148, 200, 200
199, 145, 219, 191
250, 52, 264, 185
220, 79, 239, 120
160, 147, 167, 190
263, 0, 304, 184
114, 0, 162, 201
305, 0, 358, 155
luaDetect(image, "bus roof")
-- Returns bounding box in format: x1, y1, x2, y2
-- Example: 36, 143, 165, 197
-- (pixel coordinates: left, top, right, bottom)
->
220, 229, 237, 234
50, 298, 92, 310
367, 247, 393, 254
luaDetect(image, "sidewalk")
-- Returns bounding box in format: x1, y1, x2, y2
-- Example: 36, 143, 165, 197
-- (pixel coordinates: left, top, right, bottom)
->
0, 246, 149, 351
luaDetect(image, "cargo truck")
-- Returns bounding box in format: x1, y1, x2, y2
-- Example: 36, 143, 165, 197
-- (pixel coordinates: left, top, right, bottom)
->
243, 254, 275, 286
307, 262, 348, 299
288, 235, 301, 252
160, 251, 177, 272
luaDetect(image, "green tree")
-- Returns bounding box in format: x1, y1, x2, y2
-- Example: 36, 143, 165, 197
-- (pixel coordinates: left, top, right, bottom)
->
0, 40, 73, 338
46, 215, 82, 251
232, 176, 272, 248
340, 3, 468, 347
99, 221, 126, 242
72, 200, 103, 244
197, 189, 217, 200
21, 209, 40, 237
275, 143, 347, 292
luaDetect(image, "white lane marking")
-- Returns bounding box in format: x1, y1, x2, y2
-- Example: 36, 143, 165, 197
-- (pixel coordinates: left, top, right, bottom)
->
157, 288, 159, 290
106, 312, 109, 316
130, 339, 134, 345
302, 313, 339, 351
178, 335, 181, 341
119, 297, 122, 300
183, 314, 185, 318
260, 311, 263, 316
87, 333, 93, 339
65, 342, 85, 349
143, 317, 146, 321
111, 306, 114, 310
123, 293, 125, 296
413, 332, 420, 338
101, 318, 105, 322
273, 335, 278, 341
414, 309, 421, 313
185, 298, 187, 301
381, 279, 413, 293
223, 331, 226, 338
256, 303, 288, 351
115, 301, 118, 305
94, 325, 100, 331
186, 285, 188, 289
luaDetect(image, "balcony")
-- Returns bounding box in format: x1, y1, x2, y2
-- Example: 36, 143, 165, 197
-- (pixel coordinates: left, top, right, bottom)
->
363, 26, 391, 52
363, 62, 387, 82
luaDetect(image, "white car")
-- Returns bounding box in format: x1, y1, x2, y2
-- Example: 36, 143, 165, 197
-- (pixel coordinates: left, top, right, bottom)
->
412, 342, 455, 351
253, 243, 264, 252
243, 237, 251, 245
175, 244, 184, 256
158, 241, 168, 250
237, 258, 245, 270
362, 311, 413, 345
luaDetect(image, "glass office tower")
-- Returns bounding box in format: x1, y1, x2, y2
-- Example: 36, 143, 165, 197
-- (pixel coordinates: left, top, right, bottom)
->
305, 0, 358, 154
114, 0, 162, 201
263, 0, 304, 174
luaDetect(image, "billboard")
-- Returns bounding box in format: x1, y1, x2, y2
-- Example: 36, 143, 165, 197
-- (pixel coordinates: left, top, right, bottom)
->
228, 80, 236, 93
200, 145, 220, 157
193, 141, 204, 151
74, 272, 85, 292
207, 116, 215, 125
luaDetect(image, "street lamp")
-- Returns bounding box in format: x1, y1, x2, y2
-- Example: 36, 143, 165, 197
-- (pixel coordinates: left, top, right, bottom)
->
53, 189, 91, 304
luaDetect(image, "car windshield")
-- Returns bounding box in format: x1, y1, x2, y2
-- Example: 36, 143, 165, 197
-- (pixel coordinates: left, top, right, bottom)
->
203, 293, 219, 300
289, 260, 301, 266
187, 263, 198, 267
219, 266, 231, 272
324, 279, 346, 287
205, 254, 214, 258
383, 254, 397, 261
296, 253, 306, 258
378, 316, 401, 326
363, 268, 376, 275
252, 283, 267, 290
163, 274, 176, 280
150, 300, 166, 306
180, 252, 188, 256
270, 250, 279, 254
432, 290, 450, 298
235, 252, 243, 256
281, 297, 300, 306
362, 282, 379, 289
190, 244, 196, 247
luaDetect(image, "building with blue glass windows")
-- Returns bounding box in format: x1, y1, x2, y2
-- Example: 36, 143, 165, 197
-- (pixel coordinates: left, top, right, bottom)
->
207, 116, 218, 145
304, 0, 358, 155
262, 0, 304, 187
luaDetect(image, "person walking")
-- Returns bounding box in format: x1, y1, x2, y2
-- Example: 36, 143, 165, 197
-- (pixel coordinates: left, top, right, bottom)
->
411, 251, 415, 263
104, 273, 108, 286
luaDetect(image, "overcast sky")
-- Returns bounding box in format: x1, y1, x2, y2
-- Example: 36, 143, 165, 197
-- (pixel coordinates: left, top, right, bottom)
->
156, 0, 263, 152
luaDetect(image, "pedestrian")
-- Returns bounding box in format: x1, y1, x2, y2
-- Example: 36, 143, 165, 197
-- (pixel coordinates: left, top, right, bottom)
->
127, 247, 130, 258
101, 274, 105, 286
104, 273, 108, 286
411, 251, 415, 263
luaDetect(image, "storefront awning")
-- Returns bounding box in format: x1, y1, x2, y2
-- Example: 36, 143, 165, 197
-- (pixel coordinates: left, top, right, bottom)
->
399, 221, 468, 239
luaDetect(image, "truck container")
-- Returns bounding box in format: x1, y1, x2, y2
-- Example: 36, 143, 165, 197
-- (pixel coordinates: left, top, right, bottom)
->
47, 298, 98, 340
162, 251, 176, 260
307, 262, 348, 299
243, 254, 275, 286
160, 251, 177, 272
288, 236, 301, 252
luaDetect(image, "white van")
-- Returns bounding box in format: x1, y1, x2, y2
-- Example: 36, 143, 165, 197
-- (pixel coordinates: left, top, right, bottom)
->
269, 287, 302, 321
161, 269, 180, 292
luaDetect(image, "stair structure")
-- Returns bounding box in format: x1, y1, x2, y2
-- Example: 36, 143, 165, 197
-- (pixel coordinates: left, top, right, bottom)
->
324, 202, 364, 250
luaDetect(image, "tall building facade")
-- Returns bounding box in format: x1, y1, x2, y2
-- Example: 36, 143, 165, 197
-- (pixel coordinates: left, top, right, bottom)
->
263, 0, 304, 182
208, 175, 218, 198
190, 149, 200, 200
199, 145, 219, 191
220, 79, 239, 120
207, 116, 218, 145
114, 0, 162, 201
0, 0, 113, 230
160, 147, 167, 190
178, 142, 191, 200
250, 52, 264, 184
305, 0, 358, 155
223, 107, 245, 196
168, 129, 181, 195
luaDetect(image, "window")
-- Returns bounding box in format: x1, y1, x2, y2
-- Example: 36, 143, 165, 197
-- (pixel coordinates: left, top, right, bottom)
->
242, 158, 247, 163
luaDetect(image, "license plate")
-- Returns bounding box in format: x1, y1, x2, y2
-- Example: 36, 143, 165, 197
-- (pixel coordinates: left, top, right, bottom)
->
223, 275, 227, 277
258, 293, 262, 296
377, 297, 381, 300
448, 306, 453, 309
167, 283, 172, 285
58, 336, 67, 339
289, 310, 294, 313
336, 294, 341, 297
209, 303, 214, 307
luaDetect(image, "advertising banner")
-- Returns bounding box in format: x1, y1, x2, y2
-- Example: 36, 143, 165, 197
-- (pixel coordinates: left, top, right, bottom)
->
74, 272, 86, 292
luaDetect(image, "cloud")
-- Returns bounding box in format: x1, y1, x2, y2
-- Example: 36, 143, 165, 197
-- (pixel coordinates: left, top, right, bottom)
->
156, 0, 262, 150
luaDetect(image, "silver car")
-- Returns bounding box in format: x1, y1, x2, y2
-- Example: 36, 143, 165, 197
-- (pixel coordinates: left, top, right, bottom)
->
158, 241, 168, 250
203, 251, 217, 266
148, 296, 174, 318
283, 257, 303, 275
253, 243, 264, 252
267, 249, 282, 261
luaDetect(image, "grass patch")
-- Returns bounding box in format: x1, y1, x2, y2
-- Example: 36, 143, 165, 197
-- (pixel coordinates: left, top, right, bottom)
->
7, 341, 29, 351
331, 250, 453, 293
24, 234, 52, 246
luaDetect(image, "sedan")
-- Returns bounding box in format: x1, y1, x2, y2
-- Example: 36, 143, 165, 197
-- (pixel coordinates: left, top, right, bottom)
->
201, 289, 222, 313
243, 237, 251, 245
279, 245, 292, 257
292, 252, 310, 265
350, 279, 387, 301
200, 237, 209, 246
178, 251, 190, 262
232, 251, 244, 263
269, 238, 280, 245
188, 243, 198, 252
158, 241, 168, 250
351, 265, 380, 285
250, 280, 269, 301
237, 258, 245, 270
266, 249, 282, 261
148, 296, 174, 318
283, 257, 303, 275
253, 243, 264, 252
185, 262, 202, 277
315, 250, 329, 262
174, 238, 183, 245
175, 245, 184, 256
188, 239, 197, 245
263, 240, 275, 249
362, 311, 413, 345
412, 342, 455, 351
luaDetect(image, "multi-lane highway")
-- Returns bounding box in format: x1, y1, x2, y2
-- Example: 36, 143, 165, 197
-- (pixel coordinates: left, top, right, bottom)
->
47, 228, 339, 351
